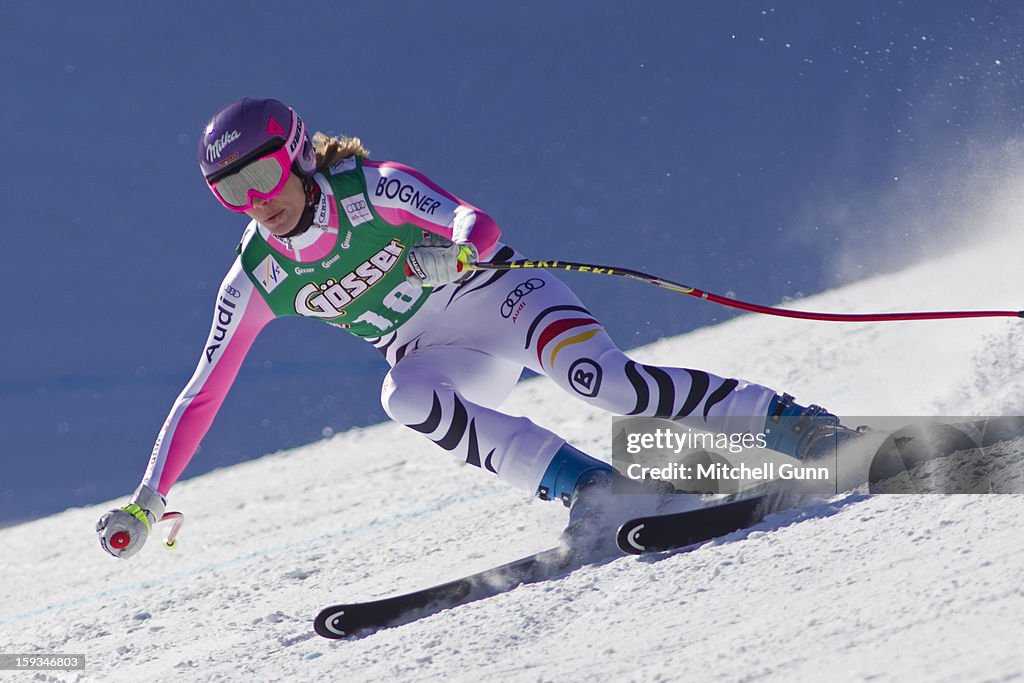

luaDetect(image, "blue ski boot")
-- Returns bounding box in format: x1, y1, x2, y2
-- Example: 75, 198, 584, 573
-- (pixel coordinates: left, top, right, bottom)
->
537, 443, 683, 555
763, 393, 863, 461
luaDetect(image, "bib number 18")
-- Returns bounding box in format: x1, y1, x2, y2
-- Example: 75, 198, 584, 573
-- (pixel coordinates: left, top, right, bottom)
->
351, 282, 424, 332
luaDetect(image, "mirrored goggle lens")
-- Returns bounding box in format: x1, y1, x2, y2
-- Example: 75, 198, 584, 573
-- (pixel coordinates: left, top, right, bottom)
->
213, 156, 287, 208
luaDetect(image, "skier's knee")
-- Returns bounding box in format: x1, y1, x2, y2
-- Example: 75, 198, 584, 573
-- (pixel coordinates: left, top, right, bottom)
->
381, 365, 449, 426
562, 347, 633, 413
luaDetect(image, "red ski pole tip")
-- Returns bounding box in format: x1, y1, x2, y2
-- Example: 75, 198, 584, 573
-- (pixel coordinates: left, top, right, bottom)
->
110, 531, 131, 550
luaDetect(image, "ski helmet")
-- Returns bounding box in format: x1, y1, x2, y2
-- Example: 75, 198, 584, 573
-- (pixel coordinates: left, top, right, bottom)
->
198, 97, 317, 209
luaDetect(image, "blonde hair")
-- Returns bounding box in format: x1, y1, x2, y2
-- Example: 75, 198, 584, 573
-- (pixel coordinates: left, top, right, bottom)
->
312, 132, 371, 171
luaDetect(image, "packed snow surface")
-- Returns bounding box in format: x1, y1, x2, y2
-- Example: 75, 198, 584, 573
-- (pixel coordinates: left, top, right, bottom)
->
3, 221, 1024, 682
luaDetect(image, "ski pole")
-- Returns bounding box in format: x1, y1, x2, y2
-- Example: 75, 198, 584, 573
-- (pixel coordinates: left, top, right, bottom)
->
468, 259, 1024, 323
159, 511, 185, 550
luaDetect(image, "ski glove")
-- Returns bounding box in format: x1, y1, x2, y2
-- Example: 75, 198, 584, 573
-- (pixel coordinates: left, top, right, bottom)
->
96, 484, 166, 559
405, 235, 478, 288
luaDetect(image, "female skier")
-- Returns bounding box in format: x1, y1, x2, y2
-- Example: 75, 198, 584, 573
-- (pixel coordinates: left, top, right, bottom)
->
97, 98, 846, 559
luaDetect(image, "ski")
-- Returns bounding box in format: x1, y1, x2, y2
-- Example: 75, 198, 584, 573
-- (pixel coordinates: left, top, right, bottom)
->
314, 545, 578, 639
615, 493, 770, 555
314, 494, 784, 639
314, 418, 1024, 639
869, 417, 1024, 492
615, 416, 1024, 555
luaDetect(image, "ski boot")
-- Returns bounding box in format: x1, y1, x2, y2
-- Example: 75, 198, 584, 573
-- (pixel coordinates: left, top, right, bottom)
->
537, 443, 684, 555
763, 393, 863, 461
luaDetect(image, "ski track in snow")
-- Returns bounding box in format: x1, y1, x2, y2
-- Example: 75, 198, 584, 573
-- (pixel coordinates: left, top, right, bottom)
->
3, 226, 1024, 682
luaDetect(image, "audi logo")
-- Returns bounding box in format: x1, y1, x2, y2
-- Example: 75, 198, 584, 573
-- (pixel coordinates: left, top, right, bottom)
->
501, 278, 545, 318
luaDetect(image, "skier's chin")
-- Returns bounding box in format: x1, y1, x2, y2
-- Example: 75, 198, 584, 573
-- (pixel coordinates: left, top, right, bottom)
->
263, 209, 296, 235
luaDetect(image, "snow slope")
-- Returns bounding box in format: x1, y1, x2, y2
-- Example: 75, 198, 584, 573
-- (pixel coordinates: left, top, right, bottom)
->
3, 220, 1024, 681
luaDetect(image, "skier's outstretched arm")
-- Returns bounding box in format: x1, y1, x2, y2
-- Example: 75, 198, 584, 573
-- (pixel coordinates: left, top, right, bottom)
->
96, 258, 275, 558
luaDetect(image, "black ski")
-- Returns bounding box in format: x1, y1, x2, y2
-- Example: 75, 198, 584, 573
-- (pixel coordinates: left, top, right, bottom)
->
869, 417, 1024, 493
616, 493, 770, 555
314, 545, 577, 639
312, 417, 1024, 640
614, 416, 1024, 555
314, 494, 784, 639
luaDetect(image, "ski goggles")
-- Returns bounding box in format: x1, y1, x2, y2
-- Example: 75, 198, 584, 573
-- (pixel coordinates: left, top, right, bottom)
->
207, 142, 292, 212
